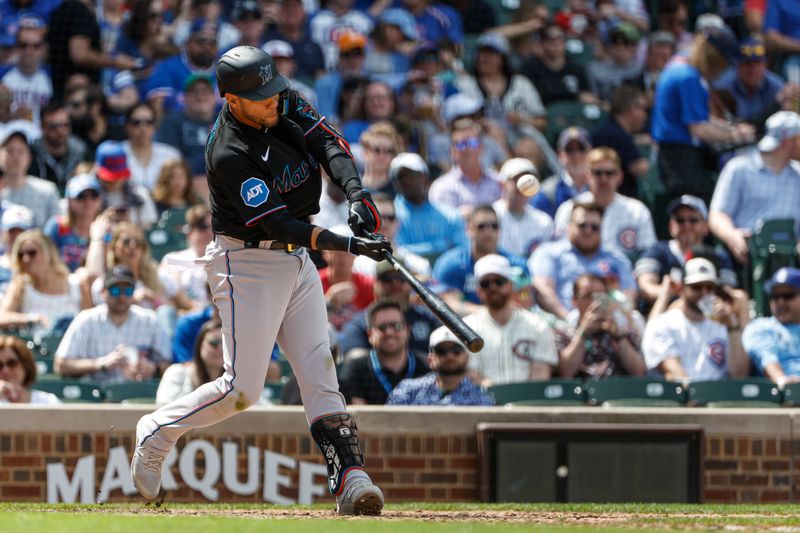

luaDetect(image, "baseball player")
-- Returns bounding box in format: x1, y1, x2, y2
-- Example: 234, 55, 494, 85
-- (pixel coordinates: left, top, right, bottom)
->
131, 46, 390, 515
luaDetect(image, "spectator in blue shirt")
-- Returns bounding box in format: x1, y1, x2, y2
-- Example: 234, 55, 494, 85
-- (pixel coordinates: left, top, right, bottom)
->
764, 0, 800, 78
531, 127, 592, 218
387, 325, 494, 406
530, 202, 636, 319
714, 37, 786, 122
432, 205, 528, 316
391, 152, 467, 263
743, 268, 800, 385
652, 27, 755, 204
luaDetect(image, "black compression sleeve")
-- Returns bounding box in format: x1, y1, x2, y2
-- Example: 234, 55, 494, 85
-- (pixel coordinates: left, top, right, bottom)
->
261, 216, 351, 252
327, 152, 363, 201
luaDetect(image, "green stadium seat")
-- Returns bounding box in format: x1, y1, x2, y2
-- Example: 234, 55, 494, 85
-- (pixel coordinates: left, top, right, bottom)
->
262, 381, 284, 404
34, 357, 54, 376
749, 219, 799, 317
488, 379, 585, 406
545, 101, 607, 146
565, 38, 594, 66
34, 379, 105, 403
687, 378, 783, 407
103, 380, 160, 403
782, 382, 800, 406
584, 377, 687, 407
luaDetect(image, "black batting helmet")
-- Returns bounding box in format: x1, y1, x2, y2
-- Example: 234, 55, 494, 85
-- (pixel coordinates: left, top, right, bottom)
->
216, 46, 289, 101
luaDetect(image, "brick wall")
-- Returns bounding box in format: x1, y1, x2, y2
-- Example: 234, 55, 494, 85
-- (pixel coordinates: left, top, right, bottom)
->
2, 406, 799, 503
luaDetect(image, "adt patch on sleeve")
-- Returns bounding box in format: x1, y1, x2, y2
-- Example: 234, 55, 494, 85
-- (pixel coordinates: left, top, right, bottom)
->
241, 177, 269, 207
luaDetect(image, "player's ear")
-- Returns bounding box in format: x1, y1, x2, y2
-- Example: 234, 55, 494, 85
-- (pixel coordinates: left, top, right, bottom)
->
225, 93, 239, 109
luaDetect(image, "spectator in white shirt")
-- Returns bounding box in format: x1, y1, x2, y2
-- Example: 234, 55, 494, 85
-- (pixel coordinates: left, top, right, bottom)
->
121, 102, 181, 191
554, 146, 656, 258
642, 258, 749, 381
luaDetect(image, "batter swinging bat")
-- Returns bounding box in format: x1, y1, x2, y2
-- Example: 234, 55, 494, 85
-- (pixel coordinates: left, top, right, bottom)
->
380, 250, 485, 353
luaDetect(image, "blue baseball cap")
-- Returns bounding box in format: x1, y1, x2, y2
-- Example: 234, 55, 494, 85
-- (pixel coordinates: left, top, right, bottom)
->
765, 267, 800, 295
740, 37, 766, 62
378, 8, 418, 41
667, 194, 708, 220
704, 26, 741, 63
189, 18, 218, 39
590, 259, 621, 281
65, 173, 101, 199
95, 141, 130, 182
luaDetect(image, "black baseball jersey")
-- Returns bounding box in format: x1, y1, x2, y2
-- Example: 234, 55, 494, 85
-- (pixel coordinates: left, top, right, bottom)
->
205, 91, 360, 241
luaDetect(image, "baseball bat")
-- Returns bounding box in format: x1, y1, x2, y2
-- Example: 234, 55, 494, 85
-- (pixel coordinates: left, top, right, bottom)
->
381, 250, 484, 353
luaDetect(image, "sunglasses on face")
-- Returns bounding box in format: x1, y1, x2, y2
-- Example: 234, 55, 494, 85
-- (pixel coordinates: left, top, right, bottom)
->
673, 217, 701, 225
770, 292, 799, 302
576, 222, 601, 232
128, 118, 155, 127
341, 49, 365, 58
17, 248, 38, 260
368, 145, 396, 155
383, 213, 396, 222
76, 190, 100, 201
192, 221, 211, 231
688, 282, 716, 293
121, 238, 143, 248
563, 144, 586, 154
108, 285, 135, 298
474, 222, 499, 231
373, 321, 405, 333
0, 358, 20, 371
45, 122, 70, 130
18, 41, 43, 50
379, 273, 406, 284
433, 345, 465, 356
453, 137, 481, 151
479, 277, 509, 290
591, 168, 618, 178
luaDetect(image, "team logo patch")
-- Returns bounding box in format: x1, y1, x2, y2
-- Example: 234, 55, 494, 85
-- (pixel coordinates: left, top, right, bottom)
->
241, 177, 269, 207
706, 340, 726, 368
618, 227, 638, 251
512, 339, 537, 362
258, 63, 272, 86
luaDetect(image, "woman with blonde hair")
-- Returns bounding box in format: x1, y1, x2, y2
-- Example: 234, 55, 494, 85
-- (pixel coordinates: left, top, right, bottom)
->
652, 27, 756, 203
151, 158, 201, 218
0, 230, 92, 331
359, 121, 404, 197
88, 221, 192, 311
0, 335, 60, 404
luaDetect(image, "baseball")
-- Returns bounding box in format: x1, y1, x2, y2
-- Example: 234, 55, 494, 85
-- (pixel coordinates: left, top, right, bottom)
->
516, 173, 540, 197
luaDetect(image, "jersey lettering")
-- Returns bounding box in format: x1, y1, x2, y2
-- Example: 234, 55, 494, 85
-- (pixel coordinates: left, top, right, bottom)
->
272, 158, 318, 194
241, 177, 270, 207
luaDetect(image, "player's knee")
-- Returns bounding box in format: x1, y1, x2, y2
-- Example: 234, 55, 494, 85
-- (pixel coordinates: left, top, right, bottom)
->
228, 380, 264, 411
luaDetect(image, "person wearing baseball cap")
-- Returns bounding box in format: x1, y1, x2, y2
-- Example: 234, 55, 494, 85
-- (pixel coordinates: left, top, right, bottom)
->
493, 158, 554, 257
713, 37, 784, 121
635, 194, 738, 311
231, 0, 264, 48
45, 174, 102, 272
385, 325, 494, 406
530, 127, 592, 218
463, 253, 558, 385
709, 110, 800, 264
642, 257, 749, 381
312, 29, 366, 123
652, 24, 755, 204
261, 40, 317, 106
743, 267, 800, 385
390, 152, 467, 261
94, 141, 157, 229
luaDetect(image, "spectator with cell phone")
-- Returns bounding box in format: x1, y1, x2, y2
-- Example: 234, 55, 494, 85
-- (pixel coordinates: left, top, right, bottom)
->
642, 258, 750, 382
554, 273, 646, 379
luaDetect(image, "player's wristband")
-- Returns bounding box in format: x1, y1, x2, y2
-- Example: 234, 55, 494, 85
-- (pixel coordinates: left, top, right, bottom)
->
310, 227, 322, 251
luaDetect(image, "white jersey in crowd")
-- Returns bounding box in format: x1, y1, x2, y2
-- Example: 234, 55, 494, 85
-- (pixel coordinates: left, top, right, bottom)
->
159, 247, 209, 308
21, 273, 83, 324
0, 67, 52, 125
464, 307, 558, 385
121, 140, 181, 191
309, 9, 374, 71
0, 389, 60, 405
642, 308, 730, 381
1, 176, 60, 228
56, 303, 171, 384
352, 247, 431, 280
554, 192, 657, 257
492, 199, 554, 257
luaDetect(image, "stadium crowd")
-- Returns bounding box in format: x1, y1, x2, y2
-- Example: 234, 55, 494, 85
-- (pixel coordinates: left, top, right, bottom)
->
0, 0, 799, 408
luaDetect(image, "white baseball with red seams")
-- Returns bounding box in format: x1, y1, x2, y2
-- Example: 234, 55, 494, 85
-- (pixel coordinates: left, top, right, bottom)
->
516, 173, 540, 197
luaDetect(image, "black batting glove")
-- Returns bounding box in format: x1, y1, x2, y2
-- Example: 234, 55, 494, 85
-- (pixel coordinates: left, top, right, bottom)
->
347, 191, 381, 237
348, 234, 392, 262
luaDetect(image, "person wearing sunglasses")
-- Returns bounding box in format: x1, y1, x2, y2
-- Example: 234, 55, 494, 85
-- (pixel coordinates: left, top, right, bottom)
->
338, 299, 429, 406
387, 325, 494, 406
464, 254, 557, 386
743, 268, 800, 386
29, 102, 89, 190
0, 22, 51, 124
44, 174, 104, 272
429, 118, 503, 218
531, 127, 592, 219
554, 147, 656, 260
636, 195, 739, 314
531, 202, 636, 320
433, 205, 529, 317
54, 265, 171, 385
0, 335, 60, 405
643, 258, 749, 382
156, 319, 225, 406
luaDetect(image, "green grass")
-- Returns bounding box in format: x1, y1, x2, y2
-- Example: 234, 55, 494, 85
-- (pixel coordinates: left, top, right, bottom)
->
3, 502, 800, 532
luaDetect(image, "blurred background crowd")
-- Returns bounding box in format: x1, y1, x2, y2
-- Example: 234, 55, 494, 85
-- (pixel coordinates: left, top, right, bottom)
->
0, 0, 799, 408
